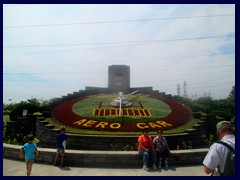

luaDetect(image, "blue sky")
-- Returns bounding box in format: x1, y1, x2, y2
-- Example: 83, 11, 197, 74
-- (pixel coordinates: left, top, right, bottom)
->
3, 4, 235, 103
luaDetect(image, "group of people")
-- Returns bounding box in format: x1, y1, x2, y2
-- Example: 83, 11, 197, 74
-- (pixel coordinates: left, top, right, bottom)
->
137, 120, 235, 176
19, 121, 235, 176
138, 128, 171, 171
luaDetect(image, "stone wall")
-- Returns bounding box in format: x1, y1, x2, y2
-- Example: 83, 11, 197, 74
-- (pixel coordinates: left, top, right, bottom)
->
3, 143, 208, 167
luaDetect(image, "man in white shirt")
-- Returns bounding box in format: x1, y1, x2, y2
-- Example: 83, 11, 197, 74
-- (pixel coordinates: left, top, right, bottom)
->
203, 121, 235, 176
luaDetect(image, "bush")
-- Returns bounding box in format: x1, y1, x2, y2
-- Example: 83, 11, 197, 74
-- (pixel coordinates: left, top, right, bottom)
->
212, 110, 233, 121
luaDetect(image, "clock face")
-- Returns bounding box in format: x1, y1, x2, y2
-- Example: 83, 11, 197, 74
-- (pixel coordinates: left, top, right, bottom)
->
52, 94, 191, 131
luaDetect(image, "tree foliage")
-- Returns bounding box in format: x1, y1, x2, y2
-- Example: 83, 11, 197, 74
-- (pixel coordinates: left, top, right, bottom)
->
4, 98, 50, 121
175, 85, 235, 120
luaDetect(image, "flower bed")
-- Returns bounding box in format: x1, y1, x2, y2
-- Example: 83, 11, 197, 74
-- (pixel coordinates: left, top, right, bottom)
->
52, 94, 191, 131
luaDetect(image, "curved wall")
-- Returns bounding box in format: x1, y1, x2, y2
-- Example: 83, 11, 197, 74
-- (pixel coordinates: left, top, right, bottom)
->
3, 143, 208, 167
36, 116, 208, 151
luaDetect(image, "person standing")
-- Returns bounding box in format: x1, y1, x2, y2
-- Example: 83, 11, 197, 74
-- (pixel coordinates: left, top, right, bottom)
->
138, 128, 157, 171
153, 129, 171, 169
203, 121, 235, 176
53, 126, 68, 167
20, 134, 39, 176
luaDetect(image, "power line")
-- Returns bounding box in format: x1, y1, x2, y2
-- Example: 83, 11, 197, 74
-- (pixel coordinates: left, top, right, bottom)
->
3, 51, 234, 68
3, 64, 235, 75
3, 80, 234, 94
3, 14, 234, 28
133, 69, 234, 79
3, 34, 235, 48
3, 35, 235, 56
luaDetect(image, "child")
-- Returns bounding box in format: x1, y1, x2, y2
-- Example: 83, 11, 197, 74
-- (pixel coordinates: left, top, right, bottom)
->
20, 134, 39, 176
53, 126, 68, 167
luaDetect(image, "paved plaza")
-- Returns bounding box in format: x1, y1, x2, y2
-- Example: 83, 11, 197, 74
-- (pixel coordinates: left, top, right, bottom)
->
3, 158, 208, 176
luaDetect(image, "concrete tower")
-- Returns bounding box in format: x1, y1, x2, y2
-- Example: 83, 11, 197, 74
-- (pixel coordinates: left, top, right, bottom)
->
108, 65, 130, 93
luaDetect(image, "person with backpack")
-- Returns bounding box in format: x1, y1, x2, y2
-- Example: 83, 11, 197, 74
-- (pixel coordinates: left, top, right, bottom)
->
203, 121, 235, 176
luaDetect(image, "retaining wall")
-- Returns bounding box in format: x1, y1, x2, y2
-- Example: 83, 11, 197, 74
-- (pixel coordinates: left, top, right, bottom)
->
3, 143, 208, 167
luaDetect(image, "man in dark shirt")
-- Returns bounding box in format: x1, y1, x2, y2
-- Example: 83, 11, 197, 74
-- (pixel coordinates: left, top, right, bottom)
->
53, 126, 68, 167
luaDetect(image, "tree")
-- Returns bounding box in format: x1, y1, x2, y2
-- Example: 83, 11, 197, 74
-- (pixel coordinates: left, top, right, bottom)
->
227, 85, 235, 115
228, 85, 235, 100
6, 98, 50, 121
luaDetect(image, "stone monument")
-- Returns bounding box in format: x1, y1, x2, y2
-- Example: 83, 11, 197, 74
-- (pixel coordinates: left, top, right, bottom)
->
108, 65, 130, 93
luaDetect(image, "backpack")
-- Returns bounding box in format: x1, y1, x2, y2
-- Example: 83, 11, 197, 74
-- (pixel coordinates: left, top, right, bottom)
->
216, 141, 235, 176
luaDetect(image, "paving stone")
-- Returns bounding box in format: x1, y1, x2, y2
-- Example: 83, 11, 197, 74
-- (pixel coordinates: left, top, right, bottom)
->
3, 158, 208, 176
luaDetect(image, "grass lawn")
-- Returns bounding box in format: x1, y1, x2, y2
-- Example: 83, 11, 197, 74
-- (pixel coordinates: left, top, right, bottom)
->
72, 94, 172, 122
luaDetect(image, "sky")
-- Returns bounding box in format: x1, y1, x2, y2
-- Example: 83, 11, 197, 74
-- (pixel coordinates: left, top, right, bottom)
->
3, 4, 235, 104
